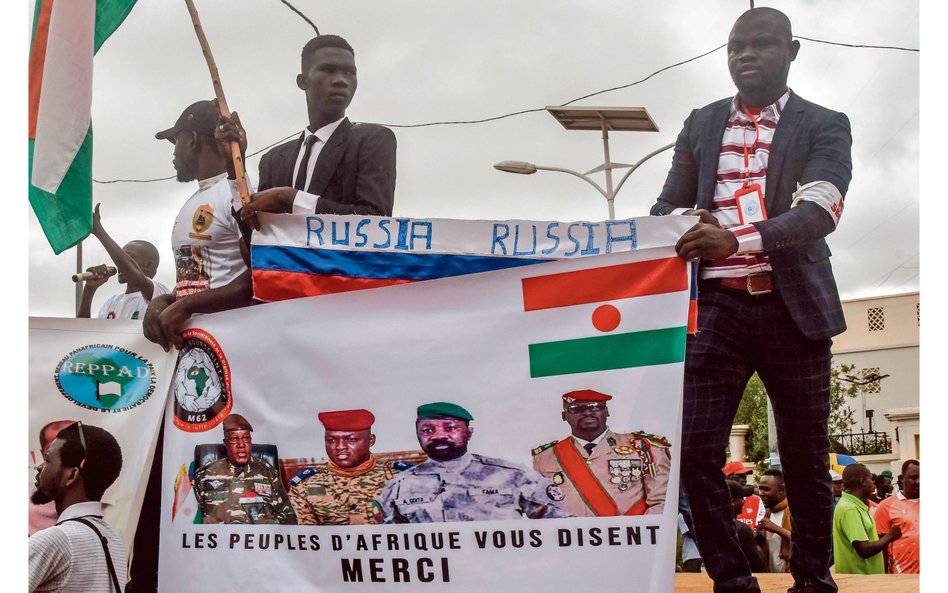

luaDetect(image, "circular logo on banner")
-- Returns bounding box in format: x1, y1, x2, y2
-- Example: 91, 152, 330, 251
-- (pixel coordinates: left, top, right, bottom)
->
172, 329, 232, 432
54, 345, 156, 412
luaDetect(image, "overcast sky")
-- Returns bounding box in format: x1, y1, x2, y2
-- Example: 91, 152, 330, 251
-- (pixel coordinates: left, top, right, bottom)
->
25, 0, 920, 317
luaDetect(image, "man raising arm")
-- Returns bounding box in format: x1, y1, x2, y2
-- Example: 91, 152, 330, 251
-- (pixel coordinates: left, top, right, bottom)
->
77, 204, 168, 320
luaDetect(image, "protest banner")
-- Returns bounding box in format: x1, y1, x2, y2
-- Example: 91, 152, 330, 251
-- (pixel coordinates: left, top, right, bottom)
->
28, 318, 176, 545
250, 212, 693, 301
158, 215, 692, 592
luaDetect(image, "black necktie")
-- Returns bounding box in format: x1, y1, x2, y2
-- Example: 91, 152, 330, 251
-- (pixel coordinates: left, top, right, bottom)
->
294, 135, 318, 190
584, 443, 595, 456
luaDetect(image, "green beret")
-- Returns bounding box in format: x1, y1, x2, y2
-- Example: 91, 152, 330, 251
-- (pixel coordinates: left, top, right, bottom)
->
417, 402, 473, 422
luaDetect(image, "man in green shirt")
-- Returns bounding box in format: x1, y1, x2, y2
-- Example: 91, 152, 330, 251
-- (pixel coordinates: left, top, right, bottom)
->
833, 464, 901, 574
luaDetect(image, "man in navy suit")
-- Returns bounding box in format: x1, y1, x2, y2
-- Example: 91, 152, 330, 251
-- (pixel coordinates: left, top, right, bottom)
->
224, 34, 396, 227
651, 8, 851, 593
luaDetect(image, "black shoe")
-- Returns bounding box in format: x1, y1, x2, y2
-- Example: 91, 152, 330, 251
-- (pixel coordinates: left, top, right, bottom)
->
788, 579, 835, 593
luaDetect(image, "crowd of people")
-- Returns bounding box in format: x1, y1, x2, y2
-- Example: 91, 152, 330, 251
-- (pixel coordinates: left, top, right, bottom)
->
29, 5, 921, 593
677, 460, 920, 576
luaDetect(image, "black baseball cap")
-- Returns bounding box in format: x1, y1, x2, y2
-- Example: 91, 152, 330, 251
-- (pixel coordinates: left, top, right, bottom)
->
155, 100, 219, 142
725, 479, 754, 499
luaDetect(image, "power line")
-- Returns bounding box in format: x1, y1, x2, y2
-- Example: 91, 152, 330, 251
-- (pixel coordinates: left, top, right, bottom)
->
794, 35, 917, 52
94, 175, 175, 184
380, 42, 729, 129
560, 43, 727, 107
870, 253, 919, 291
278, 0, 318, 34
92, 33, 918, 185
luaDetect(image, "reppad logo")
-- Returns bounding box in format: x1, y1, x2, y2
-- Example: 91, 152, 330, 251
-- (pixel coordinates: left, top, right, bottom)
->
54, 345, 156, 412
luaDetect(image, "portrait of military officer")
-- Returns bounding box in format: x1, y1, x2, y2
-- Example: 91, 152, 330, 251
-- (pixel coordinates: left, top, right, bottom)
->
377, 402, 570, 523
532, 389, 671, 517
191, 413, 297, 524
289, 408, 403, 525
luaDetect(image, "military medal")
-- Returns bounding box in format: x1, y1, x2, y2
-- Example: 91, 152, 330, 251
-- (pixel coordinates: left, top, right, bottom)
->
552, 472, 565, 485
614, 444, 634, 455
546, 484, 566, 501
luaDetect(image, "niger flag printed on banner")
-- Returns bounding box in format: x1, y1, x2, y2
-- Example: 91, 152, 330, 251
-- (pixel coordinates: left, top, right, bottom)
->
522, 257, 690, 378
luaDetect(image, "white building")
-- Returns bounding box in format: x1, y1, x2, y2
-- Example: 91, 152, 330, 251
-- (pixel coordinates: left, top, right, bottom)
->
831, 292, 919, 474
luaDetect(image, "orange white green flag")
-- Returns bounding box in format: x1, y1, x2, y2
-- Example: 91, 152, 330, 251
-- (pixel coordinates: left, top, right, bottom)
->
28, 0, 137, 254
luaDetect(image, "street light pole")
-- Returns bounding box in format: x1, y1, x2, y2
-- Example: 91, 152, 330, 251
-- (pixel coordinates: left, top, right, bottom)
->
614, 142, 676, 195
533, 165, 609, 200
494, 106, 672, 219
600, 123, 616, 220
493, 140, 674, 219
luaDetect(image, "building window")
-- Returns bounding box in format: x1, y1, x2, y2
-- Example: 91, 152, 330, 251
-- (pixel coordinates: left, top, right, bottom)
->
862, 367, 882, 393
868, 306, 885, 332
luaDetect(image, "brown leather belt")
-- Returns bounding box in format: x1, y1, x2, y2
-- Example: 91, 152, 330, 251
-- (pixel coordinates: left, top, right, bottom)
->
706, 272, 774, 295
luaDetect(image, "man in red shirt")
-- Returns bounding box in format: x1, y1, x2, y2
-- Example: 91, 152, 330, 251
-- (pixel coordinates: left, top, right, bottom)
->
726, 461, 765, 530
874, 460, 919, 573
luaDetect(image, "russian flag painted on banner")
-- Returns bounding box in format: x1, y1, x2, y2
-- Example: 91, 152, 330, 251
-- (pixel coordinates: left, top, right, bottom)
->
252, 245, 549, 301
522, 256, 691, 377
29, 0, 137, 254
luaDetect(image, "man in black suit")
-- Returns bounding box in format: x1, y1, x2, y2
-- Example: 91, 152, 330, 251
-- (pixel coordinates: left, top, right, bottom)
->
225, 34, 396, 227
651, 8, 851, 593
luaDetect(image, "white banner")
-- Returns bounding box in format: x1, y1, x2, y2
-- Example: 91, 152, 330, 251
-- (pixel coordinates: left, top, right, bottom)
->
159, 215, 692, 592
28, 318, 177, 546
254, 212, 688, 257
249, 213, 694, 302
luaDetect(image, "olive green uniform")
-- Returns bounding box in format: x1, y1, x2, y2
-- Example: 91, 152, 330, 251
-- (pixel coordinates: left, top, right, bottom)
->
192, 457, 297, 524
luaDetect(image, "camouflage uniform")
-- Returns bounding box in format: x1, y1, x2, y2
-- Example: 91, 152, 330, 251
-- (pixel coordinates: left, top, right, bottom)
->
289, 457, 399, 525
192, 457, 297, 524
377, 452, 570, 523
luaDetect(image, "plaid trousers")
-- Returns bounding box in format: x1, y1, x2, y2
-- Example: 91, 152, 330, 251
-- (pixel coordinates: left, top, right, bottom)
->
681, 282, 836, 593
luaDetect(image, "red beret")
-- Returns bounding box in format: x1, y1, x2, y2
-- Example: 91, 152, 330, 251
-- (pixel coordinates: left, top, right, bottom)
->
318, 409, 375, 431
562, 389, 612, 404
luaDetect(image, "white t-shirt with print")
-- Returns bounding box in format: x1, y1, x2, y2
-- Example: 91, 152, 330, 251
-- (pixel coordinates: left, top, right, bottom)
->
171, 173, 252, 299
96, 280, 171, 320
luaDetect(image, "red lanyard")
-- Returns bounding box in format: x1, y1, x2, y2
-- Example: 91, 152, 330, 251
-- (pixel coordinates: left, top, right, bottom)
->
740, 105, 761, 189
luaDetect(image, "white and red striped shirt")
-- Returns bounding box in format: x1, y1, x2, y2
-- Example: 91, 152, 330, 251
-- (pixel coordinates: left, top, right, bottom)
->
675, 90, 845, 279
702, 92, 787, 278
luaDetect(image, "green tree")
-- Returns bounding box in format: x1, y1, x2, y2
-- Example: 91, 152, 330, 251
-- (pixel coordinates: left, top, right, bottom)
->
733, 373, 769, 463
828, 363, 861, 437
734, 363, 864, 463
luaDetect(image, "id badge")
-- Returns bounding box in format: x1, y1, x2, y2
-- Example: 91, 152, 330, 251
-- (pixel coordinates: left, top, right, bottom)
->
735, 183, 767, 224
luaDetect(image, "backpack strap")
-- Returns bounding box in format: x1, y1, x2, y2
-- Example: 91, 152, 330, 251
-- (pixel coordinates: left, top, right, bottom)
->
61, 517, 121, 593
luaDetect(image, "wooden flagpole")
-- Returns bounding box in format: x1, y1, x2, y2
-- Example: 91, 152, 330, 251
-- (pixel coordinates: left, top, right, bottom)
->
182, 0, 251, 205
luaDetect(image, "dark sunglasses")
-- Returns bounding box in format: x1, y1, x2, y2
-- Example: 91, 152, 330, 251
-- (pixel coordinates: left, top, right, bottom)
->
76, 420, 87, 470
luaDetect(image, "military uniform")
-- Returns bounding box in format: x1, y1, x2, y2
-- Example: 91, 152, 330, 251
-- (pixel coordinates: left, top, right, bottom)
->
289, 457, 400, 525
192, 457, 297, 524
532, 429, 671, 517
377, 452, 570, 523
